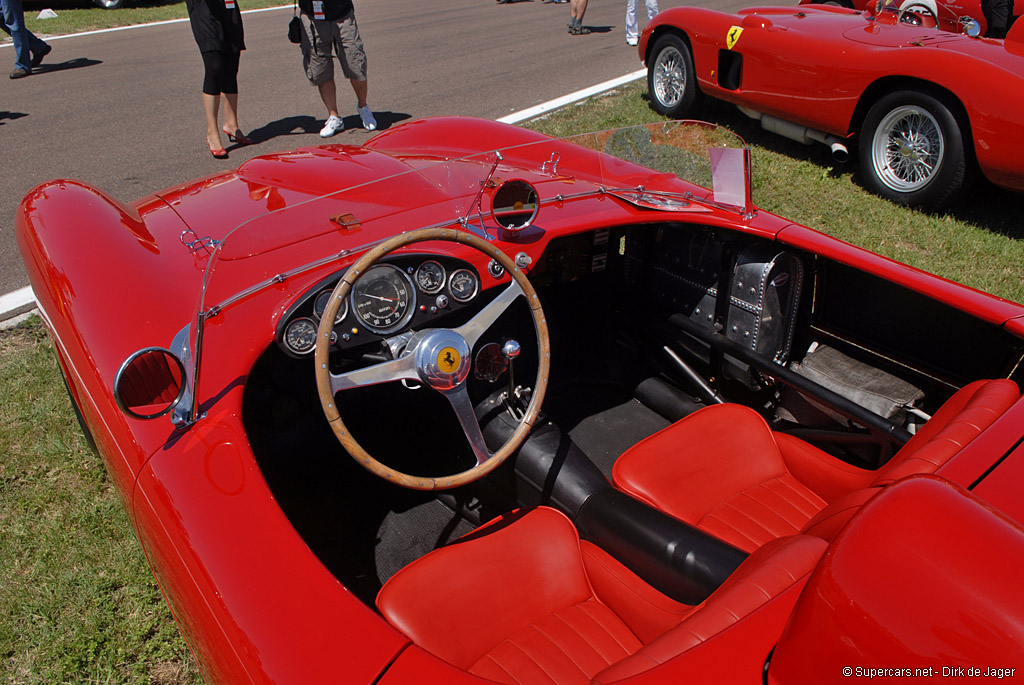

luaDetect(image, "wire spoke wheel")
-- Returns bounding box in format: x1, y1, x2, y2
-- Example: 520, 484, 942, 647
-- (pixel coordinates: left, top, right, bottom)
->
653, 47, 685, 109
647, 34, 699, 118
872, 105, 944, 193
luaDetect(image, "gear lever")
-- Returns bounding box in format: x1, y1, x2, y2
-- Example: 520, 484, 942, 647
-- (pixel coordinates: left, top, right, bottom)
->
502, 339, 523, 418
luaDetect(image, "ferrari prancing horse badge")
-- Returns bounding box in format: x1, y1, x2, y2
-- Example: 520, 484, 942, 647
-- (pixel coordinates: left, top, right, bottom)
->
727, 26, 743, 50
438, 347, 461, 374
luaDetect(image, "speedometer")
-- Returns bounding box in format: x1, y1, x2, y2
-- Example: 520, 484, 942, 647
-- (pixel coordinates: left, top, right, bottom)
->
351, 264, 416, 334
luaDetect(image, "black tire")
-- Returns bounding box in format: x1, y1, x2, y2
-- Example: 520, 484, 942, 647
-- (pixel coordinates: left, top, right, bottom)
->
647, 34, 700, 119
858, 90, 970, 210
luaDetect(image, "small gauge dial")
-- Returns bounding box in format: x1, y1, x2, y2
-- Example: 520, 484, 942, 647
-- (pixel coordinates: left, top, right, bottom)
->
352, 264, 416, 334
415, 260, 447, 295
448, 269, 479, 303
283, 317, 318, 355
313, 288, 349, 325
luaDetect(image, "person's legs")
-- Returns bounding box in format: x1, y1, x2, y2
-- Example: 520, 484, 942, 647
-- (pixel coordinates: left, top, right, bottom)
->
569, 0, 589, 33
222, 93, 240, 134
645, 0, 659, 21
317, 79, 345, 137
301, 12, 342, 135
219, 52, 243, 136
2, 0, 32, 72
204, 93, 223, 151
201, 51, 226, 151
350, 78, 367, 109
625, 0, 639, 42
318, 79, 340, 119
335, 12, 374, 129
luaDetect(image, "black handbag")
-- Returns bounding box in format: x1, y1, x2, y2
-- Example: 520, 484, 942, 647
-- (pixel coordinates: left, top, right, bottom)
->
288, 1, 301, 43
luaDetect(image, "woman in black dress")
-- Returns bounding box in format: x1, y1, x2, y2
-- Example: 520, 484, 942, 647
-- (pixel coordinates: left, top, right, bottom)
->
186, 0, 251, 158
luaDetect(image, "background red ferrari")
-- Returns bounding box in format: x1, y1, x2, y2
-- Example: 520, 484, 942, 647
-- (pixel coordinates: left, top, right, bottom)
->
641, 3, 1024, 209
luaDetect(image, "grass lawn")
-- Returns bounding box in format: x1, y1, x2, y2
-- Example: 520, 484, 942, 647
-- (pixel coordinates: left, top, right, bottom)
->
2, 77, 1022, 684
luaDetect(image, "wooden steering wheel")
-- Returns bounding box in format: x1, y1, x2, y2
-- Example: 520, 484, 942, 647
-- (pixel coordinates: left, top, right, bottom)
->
315, 227, 550, 490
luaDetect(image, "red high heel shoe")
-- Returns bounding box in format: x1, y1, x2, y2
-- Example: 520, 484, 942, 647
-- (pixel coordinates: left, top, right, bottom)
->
222, 127, 254, 146
207, 138, 228, 159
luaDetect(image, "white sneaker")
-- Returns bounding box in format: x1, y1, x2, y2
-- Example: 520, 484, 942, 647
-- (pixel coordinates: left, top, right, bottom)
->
320, 115, 343, 138
626, 36, 639, 46
358, 105, 377, 131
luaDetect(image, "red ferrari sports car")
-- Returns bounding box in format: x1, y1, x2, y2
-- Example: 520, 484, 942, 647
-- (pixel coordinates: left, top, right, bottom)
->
16, 117, 1024, 683
641, 3, 1024, 209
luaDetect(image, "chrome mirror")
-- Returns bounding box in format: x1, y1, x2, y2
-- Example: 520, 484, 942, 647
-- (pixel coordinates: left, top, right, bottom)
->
962, 17, 981, 35
114, 347, 187, 419
491, 179, 539, 233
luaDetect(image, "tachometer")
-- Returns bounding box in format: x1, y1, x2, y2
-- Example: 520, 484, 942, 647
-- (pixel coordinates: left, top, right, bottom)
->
352, 264, 416, 334
415, 260, 447, 295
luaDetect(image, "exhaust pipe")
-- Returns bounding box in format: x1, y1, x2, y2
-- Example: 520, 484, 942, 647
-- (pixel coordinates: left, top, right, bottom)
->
737, 106, 849, 162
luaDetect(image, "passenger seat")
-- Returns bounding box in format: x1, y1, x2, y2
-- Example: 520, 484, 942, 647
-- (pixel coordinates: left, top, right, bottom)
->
612, 379, 1019, 552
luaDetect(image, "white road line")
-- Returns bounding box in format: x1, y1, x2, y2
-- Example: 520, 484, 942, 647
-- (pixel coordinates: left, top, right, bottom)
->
0, 286, 35, 318
498, 69, 646, 124
1, 69, 648, 320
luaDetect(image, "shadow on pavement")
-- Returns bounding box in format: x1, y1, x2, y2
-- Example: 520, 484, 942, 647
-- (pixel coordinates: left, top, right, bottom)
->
32, 57, 103, 75
0, 112, 30, 126
244, 111, 411, 146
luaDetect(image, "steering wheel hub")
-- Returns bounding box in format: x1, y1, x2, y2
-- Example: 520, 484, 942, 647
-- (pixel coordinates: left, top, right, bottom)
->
414, 330, 472, 390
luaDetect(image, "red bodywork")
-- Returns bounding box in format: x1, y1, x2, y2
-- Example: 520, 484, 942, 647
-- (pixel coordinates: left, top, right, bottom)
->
640, 5, 1024, 193
15, 117, 1024, 682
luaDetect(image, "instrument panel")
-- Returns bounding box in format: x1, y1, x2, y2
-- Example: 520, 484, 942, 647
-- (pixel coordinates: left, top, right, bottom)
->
276, 255, 483, 358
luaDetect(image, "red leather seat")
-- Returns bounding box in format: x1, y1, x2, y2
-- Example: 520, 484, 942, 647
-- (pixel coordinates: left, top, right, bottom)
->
377, 506, 826, 684
613, 379, 1019, 552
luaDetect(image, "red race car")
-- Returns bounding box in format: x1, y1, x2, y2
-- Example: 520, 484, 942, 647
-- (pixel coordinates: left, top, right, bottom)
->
16, 118, 1024, 683
641, 4, 1024, 208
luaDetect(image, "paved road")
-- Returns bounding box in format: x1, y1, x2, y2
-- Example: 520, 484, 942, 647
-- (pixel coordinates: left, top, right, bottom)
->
0, 0, 745, 305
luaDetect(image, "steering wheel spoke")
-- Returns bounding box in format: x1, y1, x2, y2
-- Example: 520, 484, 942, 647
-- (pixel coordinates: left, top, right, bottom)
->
441, 384, 492, 466
455, 280, 525, 348
329, 353, 420, 394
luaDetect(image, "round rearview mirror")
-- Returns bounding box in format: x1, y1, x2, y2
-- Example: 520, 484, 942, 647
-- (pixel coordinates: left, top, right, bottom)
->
114, 347, 187, 419
491, 180, 539, 232
964, 18, 981, 36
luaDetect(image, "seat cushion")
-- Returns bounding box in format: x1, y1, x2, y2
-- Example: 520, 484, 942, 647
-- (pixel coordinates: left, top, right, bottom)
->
697, 473, 827, 552
613, 403, 827, 552
376, 507, 642, 684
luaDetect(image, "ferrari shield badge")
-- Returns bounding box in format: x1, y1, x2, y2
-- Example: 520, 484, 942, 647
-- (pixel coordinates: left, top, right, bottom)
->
438, 347, 461, 374
726, 26, 743, 50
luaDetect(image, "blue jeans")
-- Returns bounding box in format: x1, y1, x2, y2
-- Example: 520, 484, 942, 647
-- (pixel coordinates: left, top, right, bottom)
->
1, 0, 48, 71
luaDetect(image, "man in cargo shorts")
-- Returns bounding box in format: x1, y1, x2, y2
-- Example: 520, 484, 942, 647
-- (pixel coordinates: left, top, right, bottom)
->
298, 0, 376, 137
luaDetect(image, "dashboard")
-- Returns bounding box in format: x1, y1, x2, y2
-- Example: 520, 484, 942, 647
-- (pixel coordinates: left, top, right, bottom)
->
275, 254, 487, 358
